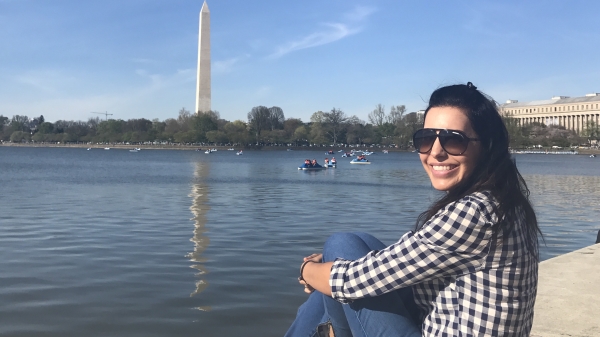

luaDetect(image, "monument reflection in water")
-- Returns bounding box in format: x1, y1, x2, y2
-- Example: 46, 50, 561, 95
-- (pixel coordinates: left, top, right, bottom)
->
187, 161, 211, 310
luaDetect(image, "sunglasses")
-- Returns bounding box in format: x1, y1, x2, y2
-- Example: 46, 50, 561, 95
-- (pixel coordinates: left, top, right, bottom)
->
412, 128, 479, 155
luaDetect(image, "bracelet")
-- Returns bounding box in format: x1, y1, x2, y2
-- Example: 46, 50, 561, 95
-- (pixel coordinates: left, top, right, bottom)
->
299, 260, 314, 281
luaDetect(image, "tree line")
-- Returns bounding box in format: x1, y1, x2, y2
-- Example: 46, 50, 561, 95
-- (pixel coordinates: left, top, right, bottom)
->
0, 105, 597, 148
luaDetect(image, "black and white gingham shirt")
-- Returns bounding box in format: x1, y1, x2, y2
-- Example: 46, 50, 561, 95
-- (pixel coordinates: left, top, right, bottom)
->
330, 191, 538, 336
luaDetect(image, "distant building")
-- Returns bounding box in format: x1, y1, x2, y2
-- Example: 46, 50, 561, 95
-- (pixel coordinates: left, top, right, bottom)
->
500, 93, 600, 133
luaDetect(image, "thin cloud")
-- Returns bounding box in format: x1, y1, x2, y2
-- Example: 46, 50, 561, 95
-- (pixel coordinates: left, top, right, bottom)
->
131, 58, 158, 65
462, 3, 520, 39
15, 70, 76, 93
213, 55, 250, 73
268, 6, 376, 59
343, 5, 376, 22
0, 67, 196, 122
255, 85, 271, 98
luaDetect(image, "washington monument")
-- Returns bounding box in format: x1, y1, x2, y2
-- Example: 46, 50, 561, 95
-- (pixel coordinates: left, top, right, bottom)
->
195, 1, 211, 114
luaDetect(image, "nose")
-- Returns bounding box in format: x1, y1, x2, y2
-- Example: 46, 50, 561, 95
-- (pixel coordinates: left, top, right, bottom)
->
429, 136, 447, 159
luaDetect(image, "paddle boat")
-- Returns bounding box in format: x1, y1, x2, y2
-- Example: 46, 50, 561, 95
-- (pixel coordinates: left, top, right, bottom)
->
298, 162, 326, 170
341, 152, 354, 157
323, 162, 336, 168
236, 150, 243, 155
350, 158, 371, 164
591, 154, 596, 158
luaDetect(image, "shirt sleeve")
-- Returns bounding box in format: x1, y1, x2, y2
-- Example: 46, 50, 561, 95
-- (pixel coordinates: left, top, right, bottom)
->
329, 193, 496, 303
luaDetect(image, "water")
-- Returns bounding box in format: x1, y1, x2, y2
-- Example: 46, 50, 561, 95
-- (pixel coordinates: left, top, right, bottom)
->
0, 147, 598, 336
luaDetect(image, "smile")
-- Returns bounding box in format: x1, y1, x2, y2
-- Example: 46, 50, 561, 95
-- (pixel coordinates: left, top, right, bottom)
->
431, 165, 457, 171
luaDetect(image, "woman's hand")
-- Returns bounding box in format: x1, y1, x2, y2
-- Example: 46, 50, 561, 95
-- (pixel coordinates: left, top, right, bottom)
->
298, 253, 323, 294
303, 253, 322, 263
298, 277, 315, 294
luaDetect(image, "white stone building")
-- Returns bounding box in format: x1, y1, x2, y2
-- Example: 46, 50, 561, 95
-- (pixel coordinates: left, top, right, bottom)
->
500, 93, 600, 133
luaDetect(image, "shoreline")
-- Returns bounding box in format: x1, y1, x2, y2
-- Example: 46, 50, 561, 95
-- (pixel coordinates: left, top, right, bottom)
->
1, 142, 599, 155
0, 143, 407, 152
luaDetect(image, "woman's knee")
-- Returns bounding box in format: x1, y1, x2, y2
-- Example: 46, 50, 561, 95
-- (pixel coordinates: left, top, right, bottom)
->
351, 232, 386, 250
323, 232, 374, 262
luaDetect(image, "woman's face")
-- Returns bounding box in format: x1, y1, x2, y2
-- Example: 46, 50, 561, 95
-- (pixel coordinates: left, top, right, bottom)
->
420, 106, 481, 191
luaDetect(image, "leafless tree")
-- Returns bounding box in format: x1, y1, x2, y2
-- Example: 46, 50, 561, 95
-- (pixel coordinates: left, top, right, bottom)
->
177, 108, 192, 132
387, 105, 406, 125
368, 104, 386, 127
268, 106, 285, 130
87, 117, 101, 130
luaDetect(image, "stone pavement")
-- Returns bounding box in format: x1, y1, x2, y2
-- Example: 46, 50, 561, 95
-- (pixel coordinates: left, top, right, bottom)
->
530, 243, 600, 337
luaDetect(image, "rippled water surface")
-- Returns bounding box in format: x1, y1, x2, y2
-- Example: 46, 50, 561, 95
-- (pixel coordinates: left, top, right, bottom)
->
1, 147, 598, 336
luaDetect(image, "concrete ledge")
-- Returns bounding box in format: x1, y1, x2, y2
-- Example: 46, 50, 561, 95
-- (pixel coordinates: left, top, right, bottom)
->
531, 244, 600, 337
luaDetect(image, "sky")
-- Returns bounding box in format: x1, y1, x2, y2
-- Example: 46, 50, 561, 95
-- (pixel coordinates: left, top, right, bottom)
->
1, 0, 599, 123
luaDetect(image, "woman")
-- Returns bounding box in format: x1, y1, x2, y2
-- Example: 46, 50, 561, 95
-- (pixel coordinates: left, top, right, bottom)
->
285, 83, 540, 337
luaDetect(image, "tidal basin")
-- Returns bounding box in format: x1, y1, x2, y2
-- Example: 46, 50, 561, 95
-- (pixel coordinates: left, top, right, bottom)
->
1, 147, 598, 336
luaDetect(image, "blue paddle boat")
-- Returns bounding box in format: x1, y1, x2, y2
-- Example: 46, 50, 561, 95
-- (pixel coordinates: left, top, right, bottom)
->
350, 158, 371, 164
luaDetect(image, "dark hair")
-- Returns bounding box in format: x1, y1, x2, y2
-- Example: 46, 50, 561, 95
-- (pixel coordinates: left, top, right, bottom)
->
416, 82, 541, 255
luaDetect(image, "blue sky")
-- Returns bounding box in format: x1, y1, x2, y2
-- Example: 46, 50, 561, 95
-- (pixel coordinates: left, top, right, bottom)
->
1, 0, 599, 123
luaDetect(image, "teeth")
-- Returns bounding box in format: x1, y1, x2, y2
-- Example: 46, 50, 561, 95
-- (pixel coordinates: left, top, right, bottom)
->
432, 165, 454, 171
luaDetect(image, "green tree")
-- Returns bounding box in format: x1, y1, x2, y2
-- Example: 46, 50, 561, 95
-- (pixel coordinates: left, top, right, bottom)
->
323, 107, 348, 145
345, 116, 367, 145
191, 112, 218, 142
10, 131, 30, 142
247, 106, 270, 143
401, 112, 423, 147
378, 122, 396, 145
38, 122, 54, 134
283, 118, 303, 142
292, 125, 309, 146
582, 120, 599, 139
206, 130, 228, 144
502, 115, 527, 148
223, 120, 249, 145
10, 115, 29, 132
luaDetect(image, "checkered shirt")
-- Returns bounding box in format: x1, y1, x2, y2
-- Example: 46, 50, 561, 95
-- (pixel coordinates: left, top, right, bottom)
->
330, 191, 538, 336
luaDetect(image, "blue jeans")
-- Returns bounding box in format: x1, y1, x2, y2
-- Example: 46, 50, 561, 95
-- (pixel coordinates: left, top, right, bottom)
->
284, 232, 421, 337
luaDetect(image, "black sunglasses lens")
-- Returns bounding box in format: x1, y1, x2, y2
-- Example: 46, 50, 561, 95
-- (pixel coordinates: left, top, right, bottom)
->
414, 130, 437, 153
439, 131, 468, 155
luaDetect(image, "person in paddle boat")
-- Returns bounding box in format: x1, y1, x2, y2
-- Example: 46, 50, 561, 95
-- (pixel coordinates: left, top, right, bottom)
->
324, 158, 330, 166
331, 157, 336, 165
311, 159, 321, 167
303, 159, 311, 168
285, 82, 541, 337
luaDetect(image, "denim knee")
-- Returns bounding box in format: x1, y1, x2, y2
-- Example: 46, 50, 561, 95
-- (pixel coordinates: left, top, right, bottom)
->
323, 232, 373, 262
